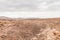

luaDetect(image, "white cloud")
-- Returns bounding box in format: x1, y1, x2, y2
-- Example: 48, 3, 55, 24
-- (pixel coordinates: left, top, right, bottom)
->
0, 11, 60, 18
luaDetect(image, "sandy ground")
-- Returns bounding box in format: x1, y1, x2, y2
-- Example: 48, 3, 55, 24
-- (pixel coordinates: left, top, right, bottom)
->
0, 17, 60, 40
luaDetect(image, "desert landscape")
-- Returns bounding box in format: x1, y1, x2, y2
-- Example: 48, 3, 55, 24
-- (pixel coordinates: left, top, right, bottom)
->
0, 17, 60, 40
0, 0, 59, 40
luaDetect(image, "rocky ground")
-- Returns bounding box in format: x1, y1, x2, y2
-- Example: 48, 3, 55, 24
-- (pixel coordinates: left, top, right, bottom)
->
0, 17, 60, 40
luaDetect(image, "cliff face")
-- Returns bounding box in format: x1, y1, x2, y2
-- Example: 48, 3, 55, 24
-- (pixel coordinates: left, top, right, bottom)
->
0, 18, 60, 40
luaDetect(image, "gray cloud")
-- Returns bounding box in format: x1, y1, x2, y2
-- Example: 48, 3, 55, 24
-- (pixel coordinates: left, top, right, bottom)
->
0, 0, 60, 11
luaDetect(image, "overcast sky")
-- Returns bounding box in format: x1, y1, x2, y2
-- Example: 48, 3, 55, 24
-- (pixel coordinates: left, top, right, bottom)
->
0, 0, 60, 11
0, 0, 60, 18
0, 11, 60, 18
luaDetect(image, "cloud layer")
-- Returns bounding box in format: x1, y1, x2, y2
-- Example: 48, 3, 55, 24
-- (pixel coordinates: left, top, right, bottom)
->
0, 0, 60, 11
0, 12, 59, 18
